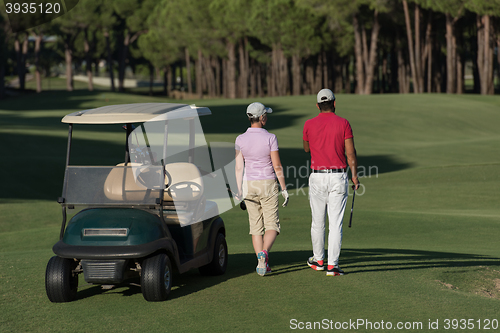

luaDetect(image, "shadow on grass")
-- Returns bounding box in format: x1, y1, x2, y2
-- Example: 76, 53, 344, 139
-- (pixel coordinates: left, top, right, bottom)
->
4, 123, 412, 201
0, 90, 106, 111
199, 103, 300, 135
73, 248, 499, 301
3, 91, 414, 201
340, 248, 500, 274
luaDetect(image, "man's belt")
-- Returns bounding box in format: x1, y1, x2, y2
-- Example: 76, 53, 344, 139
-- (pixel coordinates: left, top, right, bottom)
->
311, 168, 346, 173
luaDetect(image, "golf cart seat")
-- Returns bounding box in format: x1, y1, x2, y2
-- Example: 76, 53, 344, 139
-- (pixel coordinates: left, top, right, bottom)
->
104, 162, 204, 203
104, 163, 155, 201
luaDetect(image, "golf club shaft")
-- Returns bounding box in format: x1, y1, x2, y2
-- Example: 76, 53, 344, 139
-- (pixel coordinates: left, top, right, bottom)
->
348, 190, 356, 228
226, 185, 247, 210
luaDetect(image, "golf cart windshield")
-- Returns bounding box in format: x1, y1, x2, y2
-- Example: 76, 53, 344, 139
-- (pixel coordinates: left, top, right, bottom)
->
61, 104, 238, 223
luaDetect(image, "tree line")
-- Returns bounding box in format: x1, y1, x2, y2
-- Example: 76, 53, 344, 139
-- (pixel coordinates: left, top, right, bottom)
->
1, 0, 500, 100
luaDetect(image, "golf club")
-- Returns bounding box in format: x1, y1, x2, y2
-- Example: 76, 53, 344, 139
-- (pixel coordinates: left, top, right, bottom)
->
348, 190, 356, 228
226, 185, 247, 210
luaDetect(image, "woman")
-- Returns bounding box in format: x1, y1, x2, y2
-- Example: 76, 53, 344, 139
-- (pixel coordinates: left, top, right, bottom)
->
235, 102, 288, 276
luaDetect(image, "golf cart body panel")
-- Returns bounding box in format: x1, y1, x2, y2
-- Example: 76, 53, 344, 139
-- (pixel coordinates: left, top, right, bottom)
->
46, 103, 231, 302
61, 208, 166, 246
52, 215, 225, 274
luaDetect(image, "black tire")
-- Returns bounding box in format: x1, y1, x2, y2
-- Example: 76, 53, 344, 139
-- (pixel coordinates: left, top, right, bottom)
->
45, 256, 78, 303
199, 233, 228, 276
141, 253, 172, 302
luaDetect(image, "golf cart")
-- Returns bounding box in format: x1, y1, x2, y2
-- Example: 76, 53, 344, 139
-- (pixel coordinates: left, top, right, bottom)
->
45, 103, 235, 302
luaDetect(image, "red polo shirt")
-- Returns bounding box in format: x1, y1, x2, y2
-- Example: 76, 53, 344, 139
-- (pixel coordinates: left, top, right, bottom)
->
303, 112, 353, 170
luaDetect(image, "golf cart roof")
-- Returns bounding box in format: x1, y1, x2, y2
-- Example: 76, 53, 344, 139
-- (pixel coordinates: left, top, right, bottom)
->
62, 103, 211, 124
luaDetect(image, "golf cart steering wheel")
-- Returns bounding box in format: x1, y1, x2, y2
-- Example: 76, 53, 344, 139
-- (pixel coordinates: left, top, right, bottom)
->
132, 166, 162, 189
167, 181, 203, 200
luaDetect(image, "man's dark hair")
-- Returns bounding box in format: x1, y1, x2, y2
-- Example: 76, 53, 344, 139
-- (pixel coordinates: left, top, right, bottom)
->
318, 100, 335, 111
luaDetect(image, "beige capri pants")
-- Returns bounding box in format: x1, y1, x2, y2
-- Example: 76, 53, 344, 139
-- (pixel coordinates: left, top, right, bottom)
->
243, 179, 280, 236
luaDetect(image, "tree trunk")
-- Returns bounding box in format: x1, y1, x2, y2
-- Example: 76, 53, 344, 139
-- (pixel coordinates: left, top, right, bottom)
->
396, 31, 408, 94
353, 11, 379, 95
353, 14, 364, 94
34, 33, 43, 93
274, 47, 281, 95
168, 65, 173, 95
485, 16, 494, 94
238, 40, 245, 98
14, 35, 27, 91
94, 59, 99, 77
196, 49, 203, 98
214, 57, 221, 97
314, 53, 322, 93
84, 29, 93, 91
432, 31, 443, 93
292, 53, 301, 96
0, 61, 5, 99
104, 29, 115, 92
427, 40, 432, 93
477, 14, 494, 95
403, 0, 419, 93
422, 11, 432, 92
324, 51, 331, 89
380, 50, 387, 93
238, 38, 249, 98
363, 10, 380, 94
482, 15, 490, 94
456, 26, 464, 94
226, 41, 236, 99
414, 4, 422, 92
185, 48, 192, 94
397, 47, 406, 93
303, 59, 313, 95
222, 58, 228, 98
204, 56, 216, 97
118, 32, 130, 92
497, 36, 500, 91
390, 46, 398, 93
445, 14, 458, 94
333, 58, 343, 93
163, 67, 169, 97
457, 51, 464, 94
280, 47, 289, 95
148, 63, 154, 96
257, 63, 263, 97
267, 61, 274, 97
64, 35, 73, 92
271, 46, 283, 96
344, 56, 352, 93
249, 58, 256, 98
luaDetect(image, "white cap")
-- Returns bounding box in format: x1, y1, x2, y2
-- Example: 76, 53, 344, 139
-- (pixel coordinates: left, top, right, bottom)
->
317, 89, 335, 103
246, 102, 273, 118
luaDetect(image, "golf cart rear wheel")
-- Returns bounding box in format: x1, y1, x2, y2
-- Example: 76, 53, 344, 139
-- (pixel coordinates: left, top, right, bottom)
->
45, 256, 78, 303
141, 253, 172, 302
199, 233, 227, 276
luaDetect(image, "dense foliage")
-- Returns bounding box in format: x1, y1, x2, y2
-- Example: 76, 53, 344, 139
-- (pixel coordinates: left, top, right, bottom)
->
1, 0, 500, 98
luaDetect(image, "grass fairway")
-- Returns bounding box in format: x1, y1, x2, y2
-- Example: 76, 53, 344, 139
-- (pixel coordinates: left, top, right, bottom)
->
1, 90, 500, 332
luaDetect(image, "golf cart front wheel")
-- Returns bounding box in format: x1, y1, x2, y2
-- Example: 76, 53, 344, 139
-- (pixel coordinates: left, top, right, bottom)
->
199, 233, 228, 276
45, 256, 78, 303
141, 253, 172, 302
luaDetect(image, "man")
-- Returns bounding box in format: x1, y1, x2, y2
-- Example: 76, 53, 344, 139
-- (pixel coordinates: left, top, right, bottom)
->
302, 89, 360, 276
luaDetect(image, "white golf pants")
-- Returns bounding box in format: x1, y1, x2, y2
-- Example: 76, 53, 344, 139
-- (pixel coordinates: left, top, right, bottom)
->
309, 172, 348, 267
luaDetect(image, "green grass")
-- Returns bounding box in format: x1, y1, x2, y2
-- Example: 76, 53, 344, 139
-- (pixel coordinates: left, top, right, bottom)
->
1, 91, 500, 332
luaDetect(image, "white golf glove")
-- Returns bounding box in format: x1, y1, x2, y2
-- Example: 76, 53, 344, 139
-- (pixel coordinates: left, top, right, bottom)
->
281, 190, 289, 207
